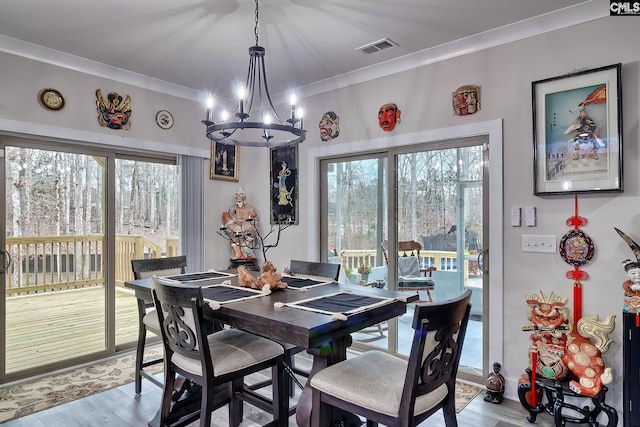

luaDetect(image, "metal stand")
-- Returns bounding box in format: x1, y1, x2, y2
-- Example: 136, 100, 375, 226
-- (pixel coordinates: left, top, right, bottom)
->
517, 368, 617, 427
218, 216, 293, 263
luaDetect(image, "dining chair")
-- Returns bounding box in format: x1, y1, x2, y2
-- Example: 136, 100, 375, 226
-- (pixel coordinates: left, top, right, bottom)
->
130, 255, 187, 394
151, 275, 289, 427
310, 289, 472, 427
248, 260, 341, 402
381, 240, 435, 302
286, 260, 341, 388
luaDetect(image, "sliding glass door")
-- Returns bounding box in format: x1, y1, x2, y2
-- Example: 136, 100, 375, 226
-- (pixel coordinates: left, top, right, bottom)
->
394, 144, 486, 381
320, 136, 489, 382
1, 144, 107, 377
0, 138, 180, 383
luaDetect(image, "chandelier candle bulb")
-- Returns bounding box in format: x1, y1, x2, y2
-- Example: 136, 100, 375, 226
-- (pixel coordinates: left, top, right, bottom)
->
206, 96, 214, 121
290, 94, 297, 120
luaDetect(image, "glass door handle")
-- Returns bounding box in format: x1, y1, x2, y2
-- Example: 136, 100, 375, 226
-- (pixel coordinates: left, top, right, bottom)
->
0, 248, 11, 273
478, 249, 488, 275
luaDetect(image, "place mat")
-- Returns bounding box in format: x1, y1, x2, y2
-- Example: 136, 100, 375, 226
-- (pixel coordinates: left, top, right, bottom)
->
164, 270, 236, 282
202, 284, 269, 309
276, 291, 396, 320
282, 275, 335, 290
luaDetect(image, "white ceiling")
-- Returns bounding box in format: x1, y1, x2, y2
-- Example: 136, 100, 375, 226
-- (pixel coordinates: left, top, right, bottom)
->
0, 0, 601, 103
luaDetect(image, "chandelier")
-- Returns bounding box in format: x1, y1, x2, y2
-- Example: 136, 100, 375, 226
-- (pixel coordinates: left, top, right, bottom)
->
202, 0, 305, 148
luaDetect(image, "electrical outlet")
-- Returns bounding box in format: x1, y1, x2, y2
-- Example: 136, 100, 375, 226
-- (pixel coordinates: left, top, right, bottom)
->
521, 234, 556, 253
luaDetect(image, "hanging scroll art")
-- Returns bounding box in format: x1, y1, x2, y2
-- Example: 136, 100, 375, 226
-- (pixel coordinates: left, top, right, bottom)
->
559, 195, 594, 325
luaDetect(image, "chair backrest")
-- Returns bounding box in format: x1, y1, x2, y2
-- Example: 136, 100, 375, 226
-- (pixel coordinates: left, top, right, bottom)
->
289, 259, 340, 281
131, 255, 187, 280
381, 240, 422, 264
151, 275, 212, 380
400, 289, 472, 422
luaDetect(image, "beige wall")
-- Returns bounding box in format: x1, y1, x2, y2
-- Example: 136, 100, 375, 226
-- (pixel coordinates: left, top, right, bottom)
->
290, 16, 638, 409
2, 11, 639, 415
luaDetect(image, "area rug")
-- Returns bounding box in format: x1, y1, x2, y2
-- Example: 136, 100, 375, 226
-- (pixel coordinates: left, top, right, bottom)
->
0, 349, 481, 423
455, 381, 483, 412
0, 348, 163, 423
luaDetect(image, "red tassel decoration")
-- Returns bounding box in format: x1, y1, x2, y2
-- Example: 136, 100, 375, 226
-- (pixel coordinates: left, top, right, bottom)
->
573, 282, 582, 325
530, 349, 538, 407
636, 312, 639, 327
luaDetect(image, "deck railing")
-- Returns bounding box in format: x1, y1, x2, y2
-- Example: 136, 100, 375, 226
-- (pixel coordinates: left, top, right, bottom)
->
4, 234, 177, 296
5, 236, 476, 295
339, 249, 477, 284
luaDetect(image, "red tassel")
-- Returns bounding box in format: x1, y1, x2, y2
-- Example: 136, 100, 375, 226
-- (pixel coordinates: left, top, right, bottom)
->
636, 312, 639, 327
573, 282, 582, 325
530, 350, 538, 407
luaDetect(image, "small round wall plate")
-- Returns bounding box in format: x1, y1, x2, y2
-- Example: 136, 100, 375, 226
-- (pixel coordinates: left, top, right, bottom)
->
155, 110, 174, 129
38, 88, 65, 111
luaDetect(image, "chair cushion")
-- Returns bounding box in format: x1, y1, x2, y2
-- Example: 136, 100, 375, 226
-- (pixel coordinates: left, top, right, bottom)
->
172, 328, 284, 377
142, 309, 160, 332
310, 350, 447, 418
398, 278, 434, 289
397, 256, 420, 277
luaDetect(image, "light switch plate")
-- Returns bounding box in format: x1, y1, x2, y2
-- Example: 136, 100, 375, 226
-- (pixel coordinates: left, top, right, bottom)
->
525, 206, 536, 226
511, 207, 521, 227
522, 234, 556, 253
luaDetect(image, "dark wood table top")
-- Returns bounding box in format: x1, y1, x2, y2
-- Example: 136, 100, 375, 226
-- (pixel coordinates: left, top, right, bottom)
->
124, 271, 417, 350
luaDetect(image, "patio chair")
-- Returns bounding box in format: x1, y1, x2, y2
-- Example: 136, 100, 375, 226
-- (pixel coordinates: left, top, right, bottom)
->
151, 275, 288, 427
310, 289, 472, 427
381, 240, 435, 302
130, 255, 187, 394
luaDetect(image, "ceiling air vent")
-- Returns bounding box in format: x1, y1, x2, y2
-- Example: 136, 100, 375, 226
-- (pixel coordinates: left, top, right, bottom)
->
356, 38, 397, 55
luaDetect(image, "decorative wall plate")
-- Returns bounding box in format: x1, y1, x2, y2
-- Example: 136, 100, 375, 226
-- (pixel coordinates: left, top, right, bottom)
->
559, 229, 594, 267
155, 110, 174, 129
38, 88, 65, 111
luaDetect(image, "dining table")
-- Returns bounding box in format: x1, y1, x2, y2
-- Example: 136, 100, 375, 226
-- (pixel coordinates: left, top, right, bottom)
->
124, 269, 418, 427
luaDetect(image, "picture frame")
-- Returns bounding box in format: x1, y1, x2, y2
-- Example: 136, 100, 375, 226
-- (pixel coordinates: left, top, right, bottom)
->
532, 63, 622, 196
270, 145, 298, 224
210, 141, 239, 181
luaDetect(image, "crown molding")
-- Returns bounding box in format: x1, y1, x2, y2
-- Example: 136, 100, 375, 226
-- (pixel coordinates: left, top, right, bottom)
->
0, 1, 607, 104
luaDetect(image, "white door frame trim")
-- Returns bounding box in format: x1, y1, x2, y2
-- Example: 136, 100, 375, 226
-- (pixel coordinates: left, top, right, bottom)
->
307, 118, 504, 369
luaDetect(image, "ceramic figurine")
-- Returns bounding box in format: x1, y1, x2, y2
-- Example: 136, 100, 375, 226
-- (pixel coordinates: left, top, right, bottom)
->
221, 188, 258, 261
614, 228, 640, 318
521, 291, 615, 397
484, 362, 505, 403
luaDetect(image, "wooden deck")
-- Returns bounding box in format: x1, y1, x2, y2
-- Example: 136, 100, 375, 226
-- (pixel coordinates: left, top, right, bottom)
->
5, 287, 141, 374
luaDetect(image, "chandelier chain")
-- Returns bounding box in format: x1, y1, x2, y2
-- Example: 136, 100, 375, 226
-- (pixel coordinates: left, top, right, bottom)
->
254, 0, 259, 46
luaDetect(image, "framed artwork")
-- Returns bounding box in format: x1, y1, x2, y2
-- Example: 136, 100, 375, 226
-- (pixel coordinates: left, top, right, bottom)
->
210, 141, 239, 181
270, 145, 298, 224
532, 63, 622, 195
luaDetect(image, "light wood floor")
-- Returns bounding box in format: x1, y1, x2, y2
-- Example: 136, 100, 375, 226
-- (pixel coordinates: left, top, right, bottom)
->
0, 348, 569, 427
